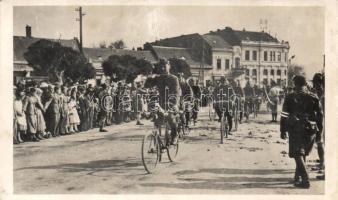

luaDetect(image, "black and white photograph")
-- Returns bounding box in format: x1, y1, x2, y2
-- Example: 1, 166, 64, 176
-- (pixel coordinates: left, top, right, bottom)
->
1, 0, 337, 198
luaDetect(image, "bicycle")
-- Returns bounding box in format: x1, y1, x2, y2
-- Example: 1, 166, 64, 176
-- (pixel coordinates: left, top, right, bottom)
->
177, 111, 190, 140
141, 113, 179, 174
209, 102, 216, 121
216, 100, 231, 144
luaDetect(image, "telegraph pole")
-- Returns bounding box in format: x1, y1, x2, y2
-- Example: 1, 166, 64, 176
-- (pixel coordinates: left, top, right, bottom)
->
75, 7, 85, 52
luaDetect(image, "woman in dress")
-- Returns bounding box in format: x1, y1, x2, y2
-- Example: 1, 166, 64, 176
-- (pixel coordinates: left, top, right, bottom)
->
68, 89, 80, 133
23, 87, 44, 142
14, 89, 26, 144
35, 88, 47, 139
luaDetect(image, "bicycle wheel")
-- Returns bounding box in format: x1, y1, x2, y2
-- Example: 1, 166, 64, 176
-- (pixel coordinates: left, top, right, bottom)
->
177, 124, 184, 140
165, 125, 179, 162
141, 133, 160, 174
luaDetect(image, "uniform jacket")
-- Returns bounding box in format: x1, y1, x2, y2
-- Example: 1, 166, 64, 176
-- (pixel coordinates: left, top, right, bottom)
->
280, 88, 323, 134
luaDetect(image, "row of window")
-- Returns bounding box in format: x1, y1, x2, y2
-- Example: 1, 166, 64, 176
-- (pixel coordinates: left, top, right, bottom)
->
216, 58, 230, 70
245, 50, 286, 62
249, 78, 286, 85
245, 69, 287, 76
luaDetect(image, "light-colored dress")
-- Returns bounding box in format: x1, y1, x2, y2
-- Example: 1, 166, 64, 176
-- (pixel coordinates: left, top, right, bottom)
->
14, 99, 27, 131
68, 98, 80, 125
36, 97, 46, 133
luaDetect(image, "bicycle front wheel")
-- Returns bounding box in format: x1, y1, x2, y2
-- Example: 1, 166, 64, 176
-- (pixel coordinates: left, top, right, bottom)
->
165, 126, 179, 162
141, 133, 160, 174
167, 141, 179, 162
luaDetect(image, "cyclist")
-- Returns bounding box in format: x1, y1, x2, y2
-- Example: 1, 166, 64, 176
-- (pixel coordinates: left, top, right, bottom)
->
213, 76, 235, 132
177, 73, 193, 129
232, 79, 244, 124
243, 80, 256, 120
189, 79, 201, 124
144, 74, 182, 145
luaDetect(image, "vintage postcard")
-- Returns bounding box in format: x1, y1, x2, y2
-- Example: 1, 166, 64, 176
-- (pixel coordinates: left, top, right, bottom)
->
0, 0, 337, 199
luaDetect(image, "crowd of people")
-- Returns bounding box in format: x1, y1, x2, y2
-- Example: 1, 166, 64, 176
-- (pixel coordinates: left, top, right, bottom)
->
13, 80, 151, 144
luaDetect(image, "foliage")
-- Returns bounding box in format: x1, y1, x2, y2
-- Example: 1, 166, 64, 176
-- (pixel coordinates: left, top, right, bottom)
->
109, 39, 126, 49
24, 39, 96, 84
168, 58, 192, 79
99, 41, 107, 48
102, 54, 152, 83
152, 58, 192, 78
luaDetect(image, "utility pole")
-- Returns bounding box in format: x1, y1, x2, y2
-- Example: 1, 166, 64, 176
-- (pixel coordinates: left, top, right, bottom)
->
75, 7, 85, 52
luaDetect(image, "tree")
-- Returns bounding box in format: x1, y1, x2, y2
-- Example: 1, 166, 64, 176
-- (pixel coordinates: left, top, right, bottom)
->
287, 64, 306, 86
109, 39, 126, 49
168, 58, 192, 79
102, 55, 152, 83
24, 39, 96, 84
99, 40, 107, 48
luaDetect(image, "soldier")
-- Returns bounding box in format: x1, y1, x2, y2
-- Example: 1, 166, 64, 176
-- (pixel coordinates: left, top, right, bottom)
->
189, 79, 201, 124
233, 80, 244, 123
98, 84, 110, 132
280, 75, 323, 188
243, 80, 255, 120
213, 76, 235, 131
135, 81, 148, 125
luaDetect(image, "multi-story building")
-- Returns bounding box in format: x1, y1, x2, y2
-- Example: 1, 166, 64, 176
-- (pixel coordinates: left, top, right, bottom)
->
144, 27, 290, 87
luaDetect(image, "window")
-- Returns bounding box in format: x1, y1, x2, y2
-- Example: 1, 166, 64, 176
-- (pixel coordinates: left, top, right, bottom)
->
272, 52, 276, 61
264, 51, 268, 61
252, 69, 257, 76
246, 69, 250, 76
217, 59, 221, 69
245, 50, 250, 61
277, 52, 281, 61
271, 69, 275, 76
270, 52, 272, 61
285, 70, 287, 75
235, 58, 240, 68
253, 51, 257, 61
277, 69, 281, 76
263, 69, 268, 75
225, 59, 230, 69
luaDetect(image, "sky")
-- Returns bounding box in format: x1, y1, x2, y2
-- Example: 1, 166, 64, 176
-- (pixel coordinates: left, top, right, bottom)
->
13, 6, 325, 79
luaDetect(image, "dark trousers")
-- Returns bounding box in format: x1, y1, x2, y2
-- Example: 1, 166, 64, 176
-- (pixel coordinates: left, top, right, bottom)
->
215, 104, 233, 131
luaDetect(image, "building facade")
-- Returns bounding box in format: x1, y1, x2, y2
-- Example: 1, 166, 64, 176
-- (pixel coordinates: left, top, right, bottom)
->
144, 27, 290, 87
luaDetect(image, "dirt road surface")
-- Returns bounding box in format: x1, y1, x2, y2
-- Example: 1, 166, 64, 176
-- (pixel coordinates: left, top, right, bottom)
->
14, 106, 324, 194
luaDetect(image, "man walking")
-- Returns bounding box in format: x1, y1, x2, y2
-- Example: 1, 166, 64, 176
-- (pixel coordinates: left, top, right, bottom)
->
280, 75, 323, 188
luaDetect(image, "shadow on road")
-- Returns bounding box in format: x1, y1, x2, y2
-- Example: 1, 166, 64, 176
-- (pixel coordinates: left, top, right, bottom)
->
141, 168, 298, 191
16, 157, 146, 176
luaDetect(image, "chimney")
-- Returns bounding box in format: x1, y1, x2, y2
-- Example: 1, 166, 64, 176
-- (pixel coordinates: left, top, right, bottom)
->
26, 25, 32, 38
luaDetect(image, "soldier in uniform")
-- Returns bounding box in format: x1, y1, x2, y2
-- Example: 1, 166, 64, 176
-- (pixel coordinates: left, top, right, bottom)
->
213, 76, 235, 131
189, 79, 201, 124
98, 84, 110, 132
243, 81, 255, 120
233, 80, 244, 123
280, 75, 323, 188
